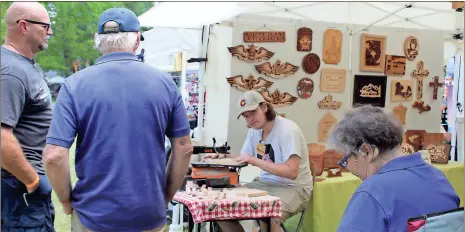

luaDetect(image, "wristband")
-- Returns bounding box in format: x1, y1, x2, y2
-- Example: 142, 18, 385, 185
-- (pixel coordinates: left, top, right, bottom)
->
25, 173, 39, 190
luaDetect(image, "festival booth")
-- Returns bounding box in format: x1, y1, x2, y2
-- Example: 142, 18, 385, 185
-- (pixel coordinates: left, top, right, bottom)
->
139, 2, 464, 232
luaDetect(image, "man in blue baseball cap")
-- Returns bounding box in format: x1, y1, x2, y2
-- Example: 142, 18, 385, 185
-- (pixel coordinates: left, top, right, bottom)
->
44, 7, 193, 232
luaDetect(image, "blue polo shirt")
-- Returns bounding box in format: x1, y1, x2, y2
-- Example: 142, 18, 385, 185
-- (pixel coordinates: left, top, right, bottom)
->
337, 153, 460, 232
46, 52, 190, 232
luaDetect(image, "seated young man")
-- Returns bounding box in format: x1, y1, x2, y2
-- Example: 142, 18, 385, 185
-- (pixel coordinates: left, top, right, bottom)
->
203, 91, 313, 232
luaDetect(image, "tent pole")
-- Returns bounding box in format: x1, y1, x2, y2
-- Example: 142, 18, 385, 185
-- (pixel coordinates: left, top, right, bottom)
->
197, 25, 211, 145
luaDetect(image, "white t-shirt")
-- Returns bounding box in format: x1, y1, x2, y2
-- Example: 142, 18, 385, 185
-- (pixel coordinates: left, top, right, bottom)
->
241, 116, 313, 193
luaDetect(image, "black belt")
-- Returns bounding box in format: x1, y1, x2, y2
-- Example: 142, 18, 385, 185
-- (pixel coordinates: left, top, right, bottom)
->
1, 169, 14, 178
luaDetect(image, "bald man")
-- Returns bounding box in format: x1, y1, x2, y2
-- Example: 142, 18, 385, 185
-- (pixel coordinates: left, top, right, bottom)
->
1, 2, 55, 231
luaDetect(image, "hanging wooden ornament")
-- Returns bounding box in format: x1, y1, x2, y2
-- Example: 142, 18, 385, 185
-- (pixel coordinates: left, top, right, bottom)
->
360, 33, 386, 72
255, 60, 299, 78
302, 53, 321, 74
411, 61, 431, 113
226, 73, 273, 92
296, 77, 314, 99
318, 94, 342, 110
243, 31, 286, 43
429, 76, 444, 100
385, 55, 406, 76
260, 89, 297, 107
404, 36, 419, 61
392, 104, 407, 125
426, 144, 451, 164
391, 80, 413, 102
320, 68, 346, 93
322, 29, 343, 65
318, 112, 337, 142
227, 44, 274, 63
297, 27, 312, 51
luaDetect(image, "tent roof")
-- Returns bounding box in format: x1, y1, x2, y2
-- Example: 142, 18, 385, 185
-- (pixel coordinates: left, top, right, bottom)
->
138, 2, 463, 35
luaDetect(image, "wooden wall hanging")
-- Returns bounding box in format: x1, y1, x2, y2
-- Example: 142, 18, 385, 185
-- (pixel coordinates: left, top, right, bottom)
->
318, 112, 337, 142
322, 149, 344, 169
322, 29, 343, 65
227, 44, 274, 63
353, 75, 387, 107
423, 133, 445, 147
385, 55, 406, 76
318, 94, 342, 110
302, 53, 321, 74
297, 27, 312, 52
404, 36, 419, 61
401, 143, 415, 155
429, 76, 444, 100
426, 144, 451, 164
411, 61, 431, 113
296, 77, 314, 99
405, 129, 426, 152
255, 60, 299, 78
261, 89, 297, 108
226, 74, 273, 92
391, 80, 413, 102
320, 68, 346, 93
393, 104, 407, 125
243, 31, 286, 43
360, 33, 386, 72
308, 143, 326, 176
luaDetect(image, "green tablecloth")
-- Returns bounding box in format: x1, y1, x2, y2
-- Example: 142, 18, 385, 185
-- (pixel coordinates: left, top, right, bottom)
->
284, 161, 464, 232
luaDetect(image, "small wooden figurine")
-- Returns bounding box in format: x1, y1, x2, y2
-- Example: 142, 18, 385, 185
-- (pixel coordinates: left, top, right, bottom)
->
318, 112, 337, 142
320, 68, 346, 93
429, 76, 444, 100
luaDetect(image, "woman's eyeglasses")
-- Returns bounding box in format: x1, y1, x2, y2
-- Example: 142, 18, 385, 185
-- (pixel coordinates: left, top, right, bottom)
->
338, 152, 353, 168
16, 19, 51, 31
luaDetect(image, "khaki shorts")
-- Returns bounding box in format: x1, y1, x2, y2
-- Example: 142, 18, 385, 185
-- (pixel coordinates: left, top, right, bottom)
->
71, 211, 168, 232
243, 180, 311, 222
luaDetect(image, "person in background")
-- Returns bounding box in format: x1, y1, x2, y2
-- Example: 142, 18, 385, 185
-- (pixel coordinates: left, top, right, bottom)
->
327, 105, 460, 232
203, 91, 312, 232
137, 48, 145, 62
1, 2, 55, 231
43, 7, 192, 232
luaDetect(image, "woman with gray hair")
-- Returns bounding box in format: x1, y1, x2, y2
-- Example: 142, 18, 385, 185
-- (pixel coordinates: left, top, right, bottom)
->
327, 105, 459, 232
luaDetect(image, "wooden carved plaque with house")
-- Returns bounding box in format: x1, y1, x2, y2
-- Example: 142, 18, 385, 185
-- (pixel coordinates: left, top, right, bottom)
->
391, 80, 413, 102
318, 112, 337, 142
385, 55, 406, 76
243, 31, 286, 43
322, 29, 343, 64
360, 34, 386, 72
393, 104, 407, 125
320, 68, 346, 92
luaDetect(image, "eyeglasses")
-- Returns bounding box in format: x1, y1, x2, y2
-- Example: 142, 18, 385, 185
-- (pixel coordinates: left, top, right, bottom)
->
338, 152, 353, 168
16, 19, 51, 31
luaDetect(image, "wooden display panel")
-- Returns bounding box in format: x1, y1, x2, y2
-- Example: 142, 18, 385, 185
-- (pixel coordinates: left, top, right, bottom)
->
320, 68, 346, 93
360, 33, 386, 72
391, 80, 413, 102
385, 55, 406, 76
322, 29, 343, 64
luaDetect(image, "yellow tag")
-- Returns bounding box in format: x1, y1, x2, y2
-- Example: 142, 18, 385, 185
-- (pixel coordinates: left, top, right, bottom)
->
256, 144, 266, 157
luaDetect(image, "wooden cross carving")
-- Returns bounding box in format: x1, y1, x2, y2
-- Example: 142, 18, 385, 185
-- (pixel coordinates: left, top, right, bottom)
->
411, 61, 429, 101
429, 76, 443, 100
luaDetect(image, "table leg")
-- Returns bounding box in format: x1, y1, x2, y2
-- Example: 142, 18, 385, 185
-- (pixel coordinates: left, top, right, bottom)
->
188, 209, 194, 232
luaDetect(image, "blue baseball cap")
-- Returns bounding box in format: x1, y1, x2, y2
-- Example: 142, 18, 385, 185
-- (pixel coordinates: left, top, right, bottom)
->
97, 8, 144, 41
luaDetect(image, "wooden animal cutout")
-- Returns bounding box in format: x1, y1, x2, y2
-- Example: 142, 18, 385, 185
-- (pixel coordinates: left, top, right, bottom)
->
302, 53, 321, 74
260, 89, 297, 108
323, 29, 343, 65
429, 76, 444, 100
255, 60, 299, 78
385, 55, 406, 76
296, 77, 314, 99
228, 44, 274, 63
318, 94, 342, 110
426, 144, 450, 164
297, 27, 312, 51
405, 130, 426, 152
400, 143, 415, 155
318, 112, 337, 142
404, 36, 419, 61
226, 74, 273, 92
360, 33, 387, 72
412, 100, 431, 113
391, 80, 413, 102
320, 68, 346, 93
392, 104, 407, 125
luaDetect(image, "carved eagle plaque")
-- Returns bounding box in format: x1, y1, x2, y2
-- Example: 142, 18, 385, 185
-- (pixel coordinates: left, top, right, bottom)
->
260, 89, 297, 108
226, 74, 273, 92
255, 60, 299, 78
227, 44, 274, 63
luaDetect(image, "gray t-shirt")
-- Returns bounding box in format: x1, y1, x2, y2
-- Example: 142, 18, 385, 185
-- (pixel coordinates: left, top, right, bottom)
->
241, 116, 313, 193
1, 46, 52, 175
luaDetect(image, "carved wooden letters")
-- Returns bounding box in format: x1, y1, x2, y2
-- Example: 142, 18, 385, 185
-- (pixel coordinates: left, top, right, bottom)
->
243, 31, 286, 42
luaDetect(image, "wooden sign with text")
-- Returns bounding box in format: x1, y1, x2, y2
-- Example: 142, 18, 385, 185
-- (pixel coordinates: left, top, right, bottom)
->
243, 31, 286, 43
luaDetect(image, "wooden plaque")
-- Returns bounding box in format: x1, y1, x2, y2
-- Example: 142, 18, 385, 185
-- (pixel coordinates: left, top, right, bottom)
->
391, 80, 414, 102
261, 89, 297, 108
302, 53, 321, 74
255, 60, 299, 78
353, 75, 387, 107
297, 27, 312, 51
360, 33, 386, 72
323, 29, 343, 65
405, 130, 427, 152
426, 144, 451, 164
318, 112, 337, 142
423, 133, 445, 147
296, 77, 314, 99
318, 94, 342, 110
243, 31, 286, 43
404, 36, 419, 61
226, 74, 273, 92
227, 44, 274, 63
320, 68, 346, 93
385, 55, 406, 76
429, 76, 444, 100
412, 100, 431, 113
392, 104, 407, 125
400, 143, 415, 155
322, 149, 344, 169
308, 144, 325, 176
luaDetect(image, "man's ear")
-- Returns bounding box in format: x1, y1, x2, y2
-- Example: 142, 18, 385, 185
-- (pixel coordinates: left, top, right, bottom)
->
133, 33, 141, 51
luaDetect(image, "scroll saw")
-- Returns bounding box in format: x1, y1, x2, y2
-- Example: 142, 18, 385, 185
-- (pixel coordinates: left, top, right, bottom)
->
186, 138, 246, 188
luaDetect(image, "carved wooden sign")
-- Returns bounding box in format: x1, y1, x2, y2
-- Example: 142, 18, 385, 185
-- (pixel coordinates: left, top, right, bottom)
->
308, 143, 326, 176
320, 68, 346, 93
243, 31, 286, 43
297, 27, 312, 51
323, 29, 343, 65
318, 112, 337, 142
405, 130, 426, 152
391, 80, 413, 102
296, 77, 314, 99
411, 61, 431, 113
255, 60, 299, 78
308, 143, 326, 156
228, 44, 274, 63
318, 94, 342, 110
429, 76, 444, 100
385, 55, 406, 76
353, 75, 387, 107
423, 133, 445, 147
404, 36, 419, 61
393, 104, 407, 125
302, 53, 321, 74
426, 144, 450, 164
360, 33, 386, 72
322, 149, 344, 169
226, 74, 273, 92
261, 89, 297, 108
401, 143, 415, 155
